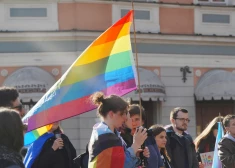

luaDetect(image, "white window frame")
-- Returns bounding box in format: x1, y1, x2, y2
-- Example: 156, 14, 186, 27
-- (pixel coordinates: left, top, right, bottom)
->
0, 2, 58, 31
112, 4, 160, 33
120, 8, 152, 22
5, 4, 52, 21
195, 0, 228, 5
113, 4, 159, 25
200, 10, 232, 27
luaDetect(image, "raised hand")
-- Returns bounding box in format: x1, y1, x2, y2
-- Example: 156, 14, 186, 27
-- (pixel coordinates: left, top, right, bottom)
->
52, 138, 64, 151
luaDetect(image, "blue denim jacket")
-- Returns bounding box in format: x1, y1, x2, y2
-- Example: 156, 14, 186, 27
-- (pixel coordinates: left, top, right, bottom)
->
117, 130, 140, 167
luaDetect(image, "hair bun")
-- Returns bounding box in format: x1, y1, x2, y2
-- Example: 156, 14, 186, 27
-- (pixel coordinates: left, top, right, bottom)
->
97, 95, 105, 103
91, 92, 105, 105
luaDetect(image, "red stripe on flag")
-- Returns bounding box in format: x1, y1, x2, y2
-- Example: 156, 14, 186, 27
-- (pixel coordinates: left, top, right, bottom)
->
110, 146, 125, 168
27, 79, 136, 131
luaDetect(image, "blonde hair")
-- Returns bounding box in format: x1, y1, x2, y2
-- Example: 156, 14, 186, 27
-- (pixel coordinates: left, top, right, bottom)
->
194, 116, 223, 150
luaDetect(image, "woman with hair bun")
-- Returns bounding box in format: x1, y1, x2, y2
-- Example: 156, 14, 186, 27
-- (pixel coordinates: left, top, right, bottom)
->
88, 92, 149, 168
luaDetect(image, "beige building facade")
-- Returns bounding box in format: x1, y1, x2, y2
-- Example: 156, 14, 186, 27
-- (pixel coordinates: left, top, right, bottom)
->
1, 0, 235, 154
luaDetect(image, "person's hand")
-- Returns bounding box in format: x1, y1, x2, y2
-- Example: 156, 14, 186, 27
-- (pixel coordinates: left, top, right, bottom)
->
199, 162, 204, 168
131, 127, 147, 154
143, 147, 150, 158
52, 138, 64, 151
133, 127, 147, 147
136, 147, 150, 158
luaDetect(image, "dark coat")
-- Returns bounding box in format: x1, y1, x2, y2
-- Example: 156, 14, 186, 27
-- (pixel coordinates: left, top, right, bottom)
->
165, 126, 199, 168
218, 137, 235, 168
0, 145, 25, 168
73, 143, 89, 168
31, 134, 76, 168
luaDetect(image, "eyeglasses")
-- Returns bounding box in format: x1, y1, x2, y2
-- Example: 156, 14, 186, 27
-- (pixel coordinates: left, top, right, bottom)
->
174, 118, 190, 123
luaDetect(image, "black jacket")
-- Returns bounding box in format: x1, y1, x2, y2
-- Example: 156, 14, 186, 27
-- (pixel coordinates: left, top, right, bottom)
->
196, 136, 215, 162
31, 134, 76, 168
218, 137, 235, 168
0, 145, 25, 168
73, 144, 89, 168
165, 126, 199, 168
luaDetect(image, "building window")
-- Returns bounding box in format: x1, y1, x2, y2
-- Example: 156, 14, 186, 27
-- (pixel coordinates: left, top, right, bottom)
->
2, 3, 58, 31
202, 14, 230, 24
10, 8, 47, 17
113, 4, 160, 33
116, 0, 158, 1
197, 0, 227, 4
198, 0, 225, 2
121, 9, 150, 20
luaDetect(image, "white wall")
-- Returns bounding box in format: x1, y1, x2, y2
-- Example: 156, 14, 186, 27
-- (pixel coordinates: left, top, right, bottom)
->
61, 111, 98, 154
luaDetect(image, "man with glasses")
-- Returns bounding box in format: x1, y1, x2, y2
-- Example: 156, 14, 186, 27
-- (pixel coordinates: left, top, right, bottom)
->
218, 115, 235, 168
165, 107, 199, 168
0, 86, 25, 118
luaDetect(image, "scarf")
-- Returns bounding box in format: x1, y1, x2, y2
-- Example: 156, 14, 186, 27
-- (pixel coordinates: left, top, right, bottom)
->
0, 145, 24, 168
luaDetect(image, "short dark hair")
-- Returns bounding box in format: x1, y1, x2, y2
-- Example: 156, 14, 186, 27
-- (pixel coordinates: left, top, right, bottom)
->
91, 92, 129, 117
223, 115, 235, 127
0, 108, 23, 152
0, 86, 19, 107
129, 104, 146, 122
170, 107, 188, 119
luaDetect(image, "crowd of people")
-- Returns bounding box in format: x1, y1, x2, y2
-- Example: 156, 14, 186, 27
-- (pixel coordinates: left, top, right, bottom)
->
1, 86, 235, 168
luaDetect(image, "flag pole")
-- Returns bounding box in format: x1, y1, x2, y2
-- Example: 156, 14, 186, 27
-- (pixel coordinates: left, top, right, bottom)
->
130, 4, 146, 167
131, 1, 143, 126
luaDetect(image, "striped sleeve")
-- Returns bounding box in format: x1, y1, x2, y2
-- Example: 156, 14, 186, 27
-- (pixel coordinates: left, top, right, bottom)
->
89, 146, 125, 168
89, 133, 125, 168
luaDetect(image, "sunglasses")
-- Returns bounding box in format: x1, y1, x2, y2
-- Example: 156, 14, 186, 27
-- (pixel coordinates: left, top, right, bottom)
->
11, 104, 23, 112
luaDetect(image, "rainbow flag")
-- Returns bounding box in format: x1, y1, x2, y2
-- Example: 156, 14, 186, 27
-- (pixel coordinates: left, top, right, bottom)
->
22, 10, 136, 145
212, 122, 224, 168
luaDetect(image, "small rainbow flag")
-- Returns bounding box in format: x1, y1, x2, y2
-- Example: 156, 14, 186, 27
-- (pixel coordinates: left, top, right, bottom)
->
22, 10, 136, 145
212, 122, 224, 168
